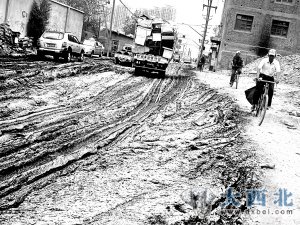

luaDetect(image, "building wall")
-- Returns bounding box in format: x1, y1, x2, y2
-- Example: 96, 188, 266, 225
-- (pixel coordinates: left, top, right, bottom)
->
0, 0, 9, 23
47, 1, 68, 34
63, 5, 84, 39
3, 0, 34, 36
99, 29, 133, 53
1, 0, 83, 39
218, 0, 300, 69
112, 32, 133, 51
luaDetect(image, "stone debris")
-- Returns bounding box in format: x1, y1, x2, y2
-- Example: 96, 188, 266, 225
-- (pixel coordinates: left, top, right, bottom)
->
243, 54, 300, 86
0, 23, 34, 56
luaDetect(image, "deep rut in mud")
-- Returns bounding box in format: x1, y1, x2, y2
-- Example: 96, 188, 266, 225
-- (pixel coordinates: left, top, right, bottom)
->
0, 61, 191, 210
0, 60, 260, 224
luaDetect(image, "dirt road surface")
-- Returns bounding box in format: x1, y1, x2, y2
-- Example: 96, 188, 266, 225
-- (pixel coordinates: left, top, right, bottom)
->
196, 70, 300, 225
0, 57, 299, 224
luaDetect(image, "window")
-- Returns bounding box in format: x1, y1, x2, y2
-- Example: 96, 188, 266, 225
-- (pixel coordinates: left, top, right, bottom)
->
42, 31, 64, 40
234, 14, 254, 31
275, 0, 293, 3
271, 20, 289, 37
73, 36, 79, 43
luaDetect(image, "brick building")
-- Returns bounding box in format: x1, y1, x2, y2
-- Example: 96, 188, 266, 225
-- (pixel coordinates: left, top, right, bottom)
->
216, 0, 300, 69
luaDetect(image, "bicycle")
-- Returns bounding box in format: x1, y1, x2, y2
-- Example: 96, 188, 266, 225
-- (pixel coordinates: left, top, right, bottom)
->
230, 68, 242, 89
254, 79, 276, 126
234, 70, 241, 89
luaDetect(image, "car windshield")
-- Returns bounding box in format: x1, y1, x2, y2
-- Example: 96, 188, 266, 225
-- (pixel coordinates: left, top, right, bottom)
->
42, 31, 64, 40
83, 40, 95, 46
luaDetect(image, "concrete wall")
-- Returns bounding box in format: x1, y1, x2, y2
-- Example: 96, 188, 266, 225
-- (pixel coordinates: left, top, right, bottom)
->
47, 1, 68, 35
65, 6, 84, 40
1, 0, 84, 39
2, 0, 34, 36
0, 0, 9, 23
217, 0, 300, 69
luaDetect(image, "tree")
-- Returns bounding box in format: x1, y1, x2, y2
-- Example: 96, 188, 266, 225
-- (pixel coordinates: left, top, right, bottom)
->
122, 10, 141, 36
27, 0, 51, 46
123, 16, 135, 36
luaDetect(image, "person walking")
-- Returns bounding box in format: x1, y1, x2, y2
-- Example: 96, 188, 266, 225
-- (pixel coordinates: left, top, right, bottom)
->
199, 55, 206, 72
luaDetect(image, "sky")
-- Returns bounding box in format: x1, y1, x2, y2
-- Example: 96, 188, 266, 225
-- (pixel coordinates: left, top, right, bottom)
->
114, 0, 225, 57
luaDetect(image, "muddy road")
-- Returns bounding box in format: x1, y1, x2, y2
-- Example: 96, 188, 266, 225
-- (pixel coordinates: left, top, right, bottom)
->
1, 57, 261, 224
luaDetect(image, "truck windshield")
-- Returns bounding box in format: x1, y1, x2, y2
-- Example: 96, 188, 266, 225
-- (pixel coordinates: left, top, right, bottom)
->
42, 32, 64, 40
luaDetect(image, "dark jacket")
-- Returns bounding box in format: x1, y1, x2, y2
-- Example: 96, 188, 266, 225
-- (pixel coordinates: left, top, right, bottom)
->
232, 55, 243, 69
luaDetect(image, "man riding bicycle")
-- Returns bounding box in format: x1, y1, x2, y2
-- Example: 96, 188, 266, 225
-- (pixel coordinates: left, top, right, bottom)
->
251, 49, 281, 111
230, 51, 243, 87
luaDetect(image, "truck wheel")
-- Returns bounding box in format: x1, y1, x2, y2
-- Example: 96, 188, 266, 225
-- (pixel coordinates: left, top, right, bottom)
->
159, 71, 166, 78
79, 51, 84, 62
115, 58, 119, 64
64, 50, 71, 63
134, 67, 141, 75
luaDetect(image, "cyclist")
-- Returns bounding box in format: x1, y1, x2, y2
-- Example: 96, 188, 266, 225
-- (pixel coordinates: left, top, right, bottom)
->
251, 49, 281, 111
230, 51, 243, 87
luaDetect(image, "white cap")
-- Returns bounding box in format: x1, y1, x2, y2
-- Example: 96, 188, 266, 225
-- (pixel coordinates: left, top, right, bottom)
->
269, 49, 276, 56
236, 51, 241, 54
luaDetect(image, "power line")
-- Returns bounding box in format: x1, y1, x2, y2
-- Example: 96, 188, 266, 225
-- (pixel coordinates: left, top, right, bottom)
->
118, 0, 137, 18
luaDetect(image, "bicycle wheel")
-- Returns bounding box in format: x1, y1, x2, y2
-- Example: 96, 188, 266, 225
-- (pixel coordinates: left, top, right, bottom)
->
258, 95, 268, 126
255, 96, 262, 117
235, 74, 239, 89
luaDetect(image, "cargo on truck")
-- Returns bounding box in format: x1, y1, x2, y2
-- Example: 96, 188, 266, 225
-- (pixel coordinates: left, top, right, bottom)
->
132, 17, 176, 77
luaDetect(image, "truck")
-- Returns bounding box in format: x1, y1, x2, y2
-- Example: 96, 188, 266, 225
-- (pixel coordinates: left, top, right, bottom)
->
132, 17, 176, 77
114, 44, 134, 65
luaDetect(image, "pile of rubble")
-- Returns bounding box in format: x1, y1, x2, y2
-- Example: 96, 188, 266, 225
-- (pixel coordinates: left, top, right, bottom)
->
243, 54, 300, 86
0, 23, 34, 56
0, 23, 14, 55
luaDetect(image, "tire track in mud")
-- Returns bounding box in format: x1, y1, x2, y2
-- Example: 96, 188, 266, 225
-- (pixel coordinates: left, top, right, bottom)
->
0, 72, 190, 210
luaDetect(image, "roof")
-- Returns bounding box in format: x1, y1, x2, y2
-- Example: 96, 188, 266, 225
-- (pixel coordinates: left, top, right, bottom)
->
100, 29, 133, 40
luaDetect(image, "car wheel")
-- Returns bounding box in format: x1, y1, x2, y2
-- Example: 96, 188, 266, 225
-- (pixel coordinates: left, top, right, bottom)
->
64, 50, 71, 62
54, 54, 59, 61
79, 51, 84, 62
37, 50, 44, 59
91, 51, 94, 57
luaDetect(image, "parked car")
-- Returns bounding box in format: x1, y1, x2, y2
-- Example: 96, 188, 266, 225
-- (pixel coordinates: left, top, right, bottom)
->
114, 44, 133, 65
82, 38, 104, 57
173, 53, 180, 62
37, 31, 85, 62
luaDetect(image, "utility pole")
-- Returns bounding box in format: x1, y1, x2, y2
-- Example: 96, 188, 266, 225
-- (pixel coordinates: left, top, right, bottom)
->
107, 0, 116, 57
197, 0, 217, 68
